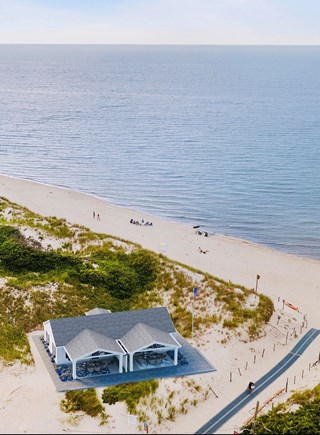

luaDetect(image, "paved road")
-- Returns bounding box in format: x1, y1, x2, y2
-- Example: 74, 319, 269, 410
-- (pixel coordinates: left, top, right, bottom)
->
195, 328, 320, 434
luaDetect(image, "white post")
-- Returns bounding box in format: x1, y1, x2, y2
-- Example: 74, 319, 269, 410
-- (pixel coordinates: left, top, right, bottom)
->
72, 359, 77, 379
174, 348, 178, 365
130, 353, 134, 371
119, 354, 123, 373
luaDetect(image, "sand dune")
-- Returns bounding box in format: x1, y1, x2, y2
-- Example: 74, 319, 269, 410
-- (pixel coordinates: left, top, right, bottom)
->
0, 173, 319, 434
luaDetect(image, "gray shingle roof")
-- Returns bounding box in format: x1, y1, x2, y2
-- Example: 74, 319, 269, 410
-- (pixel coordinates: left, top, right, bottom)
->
49, 307, 176, 349
65, 329, 125, 359
120, 322, 180, 353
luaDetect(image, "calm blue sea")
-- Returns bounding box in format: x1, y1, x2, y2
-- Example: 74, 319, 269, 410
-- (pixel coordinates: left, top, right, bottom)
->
1, 45, 320, 259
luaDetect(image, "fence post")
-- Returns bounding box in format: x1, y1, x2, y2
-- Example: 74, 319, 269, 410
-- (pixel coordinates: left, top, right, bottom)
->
254, 355, 256, 364
209, 387, 218, 398
245, 361, 248, 371
285, 378, 289, 392
238, 367, 242, 376
230, 372, 232, 382
262, 349, 265, 358
252, 401, 260, 432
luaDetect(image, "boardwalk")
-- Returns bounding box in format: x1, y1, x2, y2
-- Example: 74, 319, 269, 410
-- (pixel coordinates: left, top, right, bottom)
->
195, 328, 320, 434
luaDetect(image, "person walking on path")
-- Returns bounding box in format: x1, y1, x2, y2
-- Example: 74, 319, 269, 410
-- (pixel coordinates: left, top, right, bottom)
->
93, 211, 95, 219
97, 213, 100, 221
247, 381, 255, 393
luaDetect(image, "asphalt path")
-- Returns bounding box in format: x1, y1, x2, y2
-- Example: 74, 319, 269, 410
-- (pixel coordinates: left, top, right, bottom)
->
195, 328, 320, 434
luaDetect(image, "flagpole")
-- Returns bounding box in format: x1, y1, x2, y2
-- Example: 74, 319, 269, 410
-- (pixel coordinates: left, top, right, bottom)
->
192, 290, 195, 337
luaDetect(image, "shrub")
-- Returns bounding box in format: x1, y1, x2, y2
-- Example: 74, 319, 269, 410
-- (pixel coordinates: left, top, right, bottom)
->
0, 225, 21, 246
126, 249, 159, 287
60, 389, 108, 424
241, 385, 320, 434
104, 263, 139, 298
0, 227, 82, 273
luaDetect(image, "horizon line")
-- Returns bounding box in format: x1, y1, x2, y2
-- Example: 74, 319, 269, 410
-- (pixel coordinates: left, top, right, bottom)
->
1, 43, 320, 46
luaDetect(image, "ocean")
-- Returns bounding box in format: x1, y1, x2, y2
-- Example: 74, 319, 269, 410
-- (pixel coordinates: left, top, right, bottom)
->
1, 44, 320, 260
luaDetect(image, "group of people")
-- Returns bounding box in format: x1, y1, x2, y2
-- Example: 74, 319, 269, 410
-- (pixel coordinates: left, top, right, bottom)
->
130, 218, 153, 226
92, 211, 100, 221
195, 229, 209, 237
198, 247, 209, 254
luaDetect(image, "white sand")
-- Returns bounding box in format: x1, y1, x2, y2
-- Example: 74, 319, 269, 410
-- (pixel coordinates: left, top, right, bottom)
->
0, 173, 319, 434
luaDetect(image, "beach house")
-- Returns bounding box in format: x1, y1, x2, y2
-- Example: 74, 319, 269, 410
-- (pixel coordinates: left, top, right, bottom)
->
43, 307, 182, 379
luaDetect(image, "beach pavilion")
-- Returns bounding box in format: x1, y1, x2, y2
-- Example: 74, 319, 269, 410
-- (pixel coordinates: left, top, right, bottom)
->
43, 307, 182, 379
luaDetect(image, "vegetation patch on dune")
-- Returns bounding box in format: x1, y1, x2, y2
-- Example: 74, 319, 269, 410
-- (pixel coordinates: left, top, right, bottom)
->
60, 388, 109, 425
102, 379, 159, 414
242, 384, 320, 434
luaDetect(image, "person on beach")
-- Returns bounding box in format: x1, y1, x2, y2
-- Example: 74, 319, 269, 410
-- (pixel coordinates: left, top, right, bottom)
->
247, 381, 255, 393
97, 213, 100, 221
93, 211, 95, 219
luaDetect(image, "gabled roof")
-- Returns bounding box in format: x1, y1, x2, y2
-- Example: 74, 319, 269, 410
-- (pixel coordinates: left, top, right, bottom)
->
85, 308, 111, 316
120, 322, 180, 353
48, 307, 176, 347
65, 329, 125, 359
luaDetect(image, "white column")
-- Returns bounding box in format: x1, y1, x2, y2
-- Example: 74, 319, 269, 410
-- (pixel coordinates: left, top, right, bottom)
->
130, 353, 134, 371
72, 359, 77, 379
174, 348, 178, 365
119, 354, 123, 373
124, 354, 128, 372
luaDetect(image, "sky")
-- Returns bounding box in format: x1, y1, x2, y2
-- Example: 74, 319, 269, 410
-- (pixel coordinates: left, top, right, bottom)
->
0, 0, 319, 45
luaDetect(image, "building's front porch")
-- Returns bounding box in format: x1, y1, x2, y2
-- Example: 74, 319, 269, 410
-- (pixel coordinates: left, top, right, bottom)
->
33, 332, 216, 392
133, 350, 175, 370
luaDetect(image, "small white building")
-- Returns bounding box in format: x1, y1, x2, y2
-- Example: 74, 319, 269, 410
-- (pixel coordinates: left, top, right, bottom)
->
43, 307, 181, 379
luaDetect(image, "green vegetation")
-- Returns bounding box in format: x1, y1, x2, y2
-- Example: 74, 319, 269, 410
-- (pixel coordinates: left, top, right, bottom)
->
0, 217, 159, 361
242, 384, 320, 434
0, 225, 81, 272
0, 196, 274, 363
102, 380, 159, 414
60, 389, 108, 425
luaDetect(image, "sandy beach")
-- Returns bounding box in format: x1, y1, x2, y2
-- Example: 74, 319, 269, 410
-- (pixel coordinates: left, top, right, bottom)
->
0, 173, 319, 434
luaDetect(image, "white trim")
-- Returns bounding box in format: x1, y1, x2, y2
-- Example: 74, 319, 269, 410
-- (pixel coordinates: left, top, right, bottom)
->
67, 346, 125, 361
169, 333, 182, 348
131, 340, 180, 353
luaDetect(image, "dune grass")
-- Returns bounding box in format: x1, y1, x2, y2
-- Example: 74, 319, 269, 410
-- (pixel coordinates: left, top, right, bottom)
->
60, 388, 109, 425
